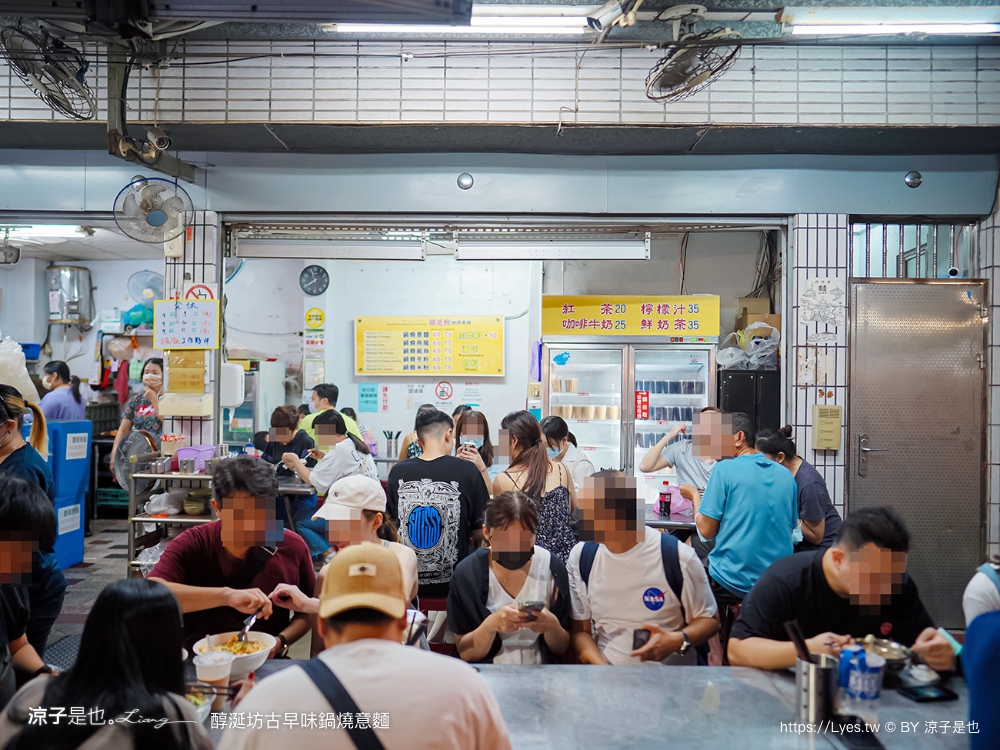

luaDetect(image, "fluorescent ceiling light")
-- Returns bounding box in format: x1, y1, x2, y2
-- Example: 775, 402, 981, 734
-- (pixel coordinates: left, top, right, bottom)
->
791, 23, 1000, 35
4, 225, 87, 239
325, 4, 595, 35
455, 240, 650, 261
235, 239, 426, 260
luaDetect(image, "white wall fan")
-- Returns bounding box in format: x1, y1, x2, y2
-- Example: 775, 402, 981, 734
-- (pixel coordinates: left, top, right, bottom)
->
114, 176, 194, 244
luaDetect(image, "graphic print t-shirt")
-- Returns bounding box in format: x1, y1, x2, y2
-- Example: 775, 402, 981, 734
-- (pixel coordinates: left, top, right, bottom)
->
386, 455, 489, 589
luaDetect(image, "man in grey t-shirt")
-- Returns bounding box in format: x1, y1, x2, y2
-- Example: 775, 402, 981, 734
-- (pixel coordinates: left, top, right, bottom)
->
637, 407, 719, 490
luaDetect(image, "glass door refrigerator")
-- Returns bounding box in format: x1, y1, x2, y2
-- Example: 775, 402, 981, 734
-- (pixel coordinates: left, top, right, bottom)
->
542, 345, 627, 474
631, 345, 716, 505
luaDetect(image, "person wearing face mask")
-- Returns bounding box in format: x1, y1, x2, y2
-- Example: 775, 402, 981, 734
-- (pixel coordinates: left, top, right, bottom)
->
540, 416, 595, 489
454, 409, 500, 486
0, 386, 67, 660
728, 507, 954, 671
110, 358, 164, 479
492, 410, 578, 563
266, 475, 419, 656
38, 361, 85, 422
448, 491, 571, 664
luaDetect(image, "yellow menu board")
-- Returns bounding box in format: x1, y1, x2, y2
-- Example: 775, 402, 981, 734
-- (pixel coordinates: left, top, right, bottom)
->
542, 295, 720, 340
355, 316, 505, 377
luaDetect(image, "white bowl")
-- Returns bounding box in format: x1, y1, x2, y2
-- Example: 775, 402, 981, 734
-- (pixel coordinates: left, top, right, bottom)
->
192, 631, 275, 680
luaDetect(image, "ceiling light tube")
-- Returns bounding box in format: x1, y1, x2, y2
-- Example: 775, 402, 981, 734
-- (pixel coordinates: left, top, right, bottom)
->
4, 225, 87, 238
328, 23, 589, 35
455, 239, 650, 261
235, 239, 426, 260
791, 23, 1000, 35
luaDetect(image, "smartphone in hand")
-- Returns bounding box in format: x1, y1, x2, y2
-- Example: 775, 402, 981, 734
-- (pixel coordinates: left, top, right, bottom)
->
518, 600, 545, 621
632, 628, 651, 650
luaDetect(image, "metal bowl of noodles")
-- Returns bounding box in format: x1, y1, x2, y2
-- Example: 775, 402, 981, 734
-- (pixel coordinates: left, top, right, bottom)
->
863, 635, 910, 671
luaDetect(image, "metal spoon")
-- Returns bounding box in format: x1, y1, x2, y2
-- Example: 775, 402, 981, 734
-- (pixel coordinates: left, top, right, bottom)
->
237, 608, 262, 643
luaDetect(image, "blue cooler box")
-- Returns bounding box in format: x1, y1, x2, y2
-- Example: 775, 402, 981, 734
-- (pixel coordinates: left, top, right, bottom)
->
53, 493, 85, 568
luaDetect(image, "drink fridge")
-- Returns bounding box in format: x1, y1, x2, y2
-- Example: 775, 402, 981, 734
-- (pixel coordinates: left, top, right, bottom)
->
542, 342, 716, 504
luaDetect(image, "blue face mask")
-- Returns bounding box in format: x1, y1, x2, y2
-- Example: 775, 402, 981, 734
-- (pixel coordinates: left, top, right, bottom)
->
547, 446, 561, 460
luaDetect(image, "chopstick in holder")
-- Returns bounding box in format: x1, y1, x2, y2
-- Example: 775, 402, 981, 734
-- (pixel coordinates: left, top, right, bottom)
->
783, 620, 815, 664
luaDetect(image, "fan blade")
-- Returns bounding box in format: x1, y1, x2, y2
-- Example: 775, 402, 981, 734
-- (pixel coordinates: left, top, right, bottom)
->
159, 195, 185, 215
141, 182, 166, 203
160, 215, 182, 238
122, 193, 144, 220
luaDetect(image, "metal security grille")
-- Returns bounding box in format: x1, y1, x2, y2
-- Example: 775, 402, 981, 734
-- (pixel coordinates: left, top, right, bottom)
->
849, 221, 977, 279
848, 280, 986, 628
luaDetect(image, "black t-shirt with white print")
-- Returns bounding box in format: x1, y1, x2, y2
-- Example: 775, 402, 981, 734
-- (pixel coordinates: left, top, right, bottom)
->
386, 455, 489, 595
730, 550, 936, 647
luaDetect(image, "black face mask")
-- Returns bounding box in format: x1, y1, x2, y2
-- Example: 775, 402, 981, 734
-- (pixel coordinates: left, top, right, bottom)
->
492, 547, 534, 571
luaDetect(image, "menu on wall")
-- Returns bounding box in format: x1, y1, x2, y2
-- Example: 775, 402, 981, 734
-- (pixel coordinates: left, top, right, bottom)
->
154, 299, 221, 350
355, 316, 504, 377
541, 295, 720, 341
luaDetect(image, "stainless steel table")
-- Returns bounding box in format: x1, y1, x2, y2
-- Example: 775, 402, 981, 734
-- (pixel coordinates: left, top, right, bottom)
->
645, 503, 698, 531
206, 662, 970, 749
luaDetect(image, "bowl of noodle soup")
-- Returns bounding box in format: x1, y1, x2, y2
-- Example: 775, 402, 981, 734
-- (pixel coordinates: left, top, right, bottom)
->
192, 631, 276, 679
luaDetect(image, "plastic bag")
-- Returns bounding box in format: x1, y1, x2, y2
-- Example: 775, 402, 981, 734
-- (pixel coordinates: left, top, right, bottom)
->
744, 322, 780, 371
144, 487, 187, 516
717, 332, 749, 370
0, 335, 40, 402
134, 540, 171, 577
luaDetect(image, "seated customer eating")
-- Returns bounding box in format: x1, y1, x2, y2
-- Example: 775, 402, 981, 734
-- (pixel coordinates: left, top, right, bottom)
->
567, 471, 718, 665
727, 506, 954, 671
149, 456, 315, 655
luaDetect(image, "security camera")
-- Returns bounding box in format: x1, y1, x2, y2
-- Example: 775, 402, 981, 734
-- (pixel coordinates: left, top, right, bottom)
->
948, 266, 960, 278
587, 1, 625, 31
146, 126, 171, 151
0, 244, 20, 265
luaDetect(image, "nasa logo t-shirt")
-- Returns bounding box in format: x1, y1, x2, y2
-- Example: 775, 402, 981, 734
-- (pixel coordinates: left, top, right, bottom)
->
567, 527, 718, 665
386, 455, 489, 588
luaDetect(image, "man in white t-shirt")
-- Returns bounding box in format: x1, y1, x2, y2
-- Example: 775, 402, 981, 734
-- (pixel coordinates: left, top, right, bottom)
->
567, 470, 719, 666
218, 542, 511, 750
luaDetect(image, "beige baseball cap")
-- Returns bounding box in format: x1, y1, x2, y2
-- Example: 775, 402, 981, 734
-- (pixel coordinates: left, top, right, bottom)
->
318, 542, 407, 620
312, 475, 386, 522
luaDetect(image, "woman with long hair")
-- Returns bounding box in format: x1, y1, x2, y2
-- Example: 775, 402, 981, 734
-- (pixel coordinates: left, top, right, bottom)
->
39, 361, 85, 421
492, 410, 578, 562
449, 491, 571, 664
110, 357, 164, 478
0, 386, 65, 658
455, 409, 498, 487
540, 415, 595, 489
0, 578, 211, 750
397, 403, 436, 461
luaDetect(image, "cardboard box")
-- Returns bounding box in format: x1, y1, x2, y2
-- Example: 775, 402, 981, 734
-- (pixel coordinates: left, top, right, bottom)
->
736, 297, 770, 318
737, 313, 782, 337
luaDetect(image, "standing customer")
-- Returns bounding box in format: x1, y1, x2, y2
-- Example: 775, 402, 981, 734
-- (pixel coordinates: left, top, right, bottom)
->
110, 357, 163, 478
298, 384, 361, 442
387, 409, 489, 597
0, 475, 54, 710
218, 543, 511, 750
493, 411, 577, 563
0, 389, 66, 659
0, 578, 212, 750
756, 426, 842, 550
38, 362, 85, 421
541, 415, 595, 489
449, 491, 572, 664
695, 412, 798, 607
455, 409, 499, 486
398, 403, 436, 461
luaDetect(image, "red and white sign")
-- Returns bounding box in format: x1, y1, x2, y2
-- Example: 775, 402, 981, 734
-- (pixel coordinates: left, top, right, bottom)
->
435, 381, 454, 400
380, 385, 391, 412
635, 390, 650, 420
184, 283, 217, 300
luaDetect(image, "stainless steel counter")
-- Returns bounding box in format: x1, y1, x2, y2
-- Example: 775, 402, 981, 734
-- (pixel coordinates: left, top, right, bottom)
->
209, 661, 970, 749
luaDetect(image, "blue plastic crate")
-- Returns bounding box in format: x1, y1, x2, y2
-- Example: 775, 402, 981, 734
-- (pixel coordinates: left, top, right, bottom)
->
47, 421, 92, 499
53, 494, 85, 569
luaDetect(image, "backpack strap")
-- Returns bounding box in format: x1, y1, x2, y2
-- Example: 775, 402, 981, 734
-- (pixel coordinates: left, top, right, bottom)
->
580, 542, 599, 587
978, 562, 1000, 596
299, 658, 387, 750
659, 532, 685, 625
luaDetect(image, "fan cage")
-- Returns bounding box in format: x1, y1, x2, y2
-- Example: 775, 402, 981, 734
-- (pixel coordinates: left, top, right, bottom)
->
0, 26, 96, 121
113, 177, 195, 244
645, 28, 742, 103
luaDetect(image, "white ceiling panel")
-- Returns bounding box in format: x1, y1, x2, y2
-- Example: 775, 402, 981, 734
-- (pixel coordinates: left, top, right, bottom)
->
9, 223, 164, 262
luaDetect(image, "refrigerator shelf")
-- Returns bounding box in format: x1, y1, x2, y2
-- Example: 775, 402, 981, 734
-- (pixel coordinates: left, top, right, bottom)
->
550, 392, 621, 399
566, 419, 620, 425
635, 420, 690, 429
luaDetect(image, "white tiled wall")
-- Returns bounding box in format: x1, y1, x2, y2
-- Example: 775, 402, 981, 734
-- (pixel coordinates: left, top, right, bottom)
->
978, 201, 1000, 559
789, 215, 850, 517
1, 41, 998, 126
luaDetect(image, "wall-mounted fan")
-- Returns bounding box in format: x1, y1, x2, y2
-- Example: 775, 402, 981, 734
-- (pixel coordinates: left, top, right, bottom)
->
114, 176, 194, 244
0, 25, 96, 120
644, 6, 741, 103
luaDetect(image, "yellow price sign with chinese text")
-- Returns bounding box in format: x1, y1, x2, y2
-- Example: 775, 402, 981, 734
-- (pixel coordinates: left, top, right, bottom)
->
355, 316, 505, 377
542, 295, 720, 340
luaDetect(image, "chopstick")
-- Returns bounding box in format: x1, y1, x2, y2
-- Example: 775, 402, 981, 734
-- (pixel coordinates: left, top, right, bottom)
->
186, 684, 241, 697
784, 620, 815, 664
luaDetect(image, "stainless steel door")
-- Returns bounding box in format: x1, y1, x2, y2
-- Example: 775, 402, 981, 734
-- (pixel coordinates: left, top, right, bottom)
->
848, 279, 986, 629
